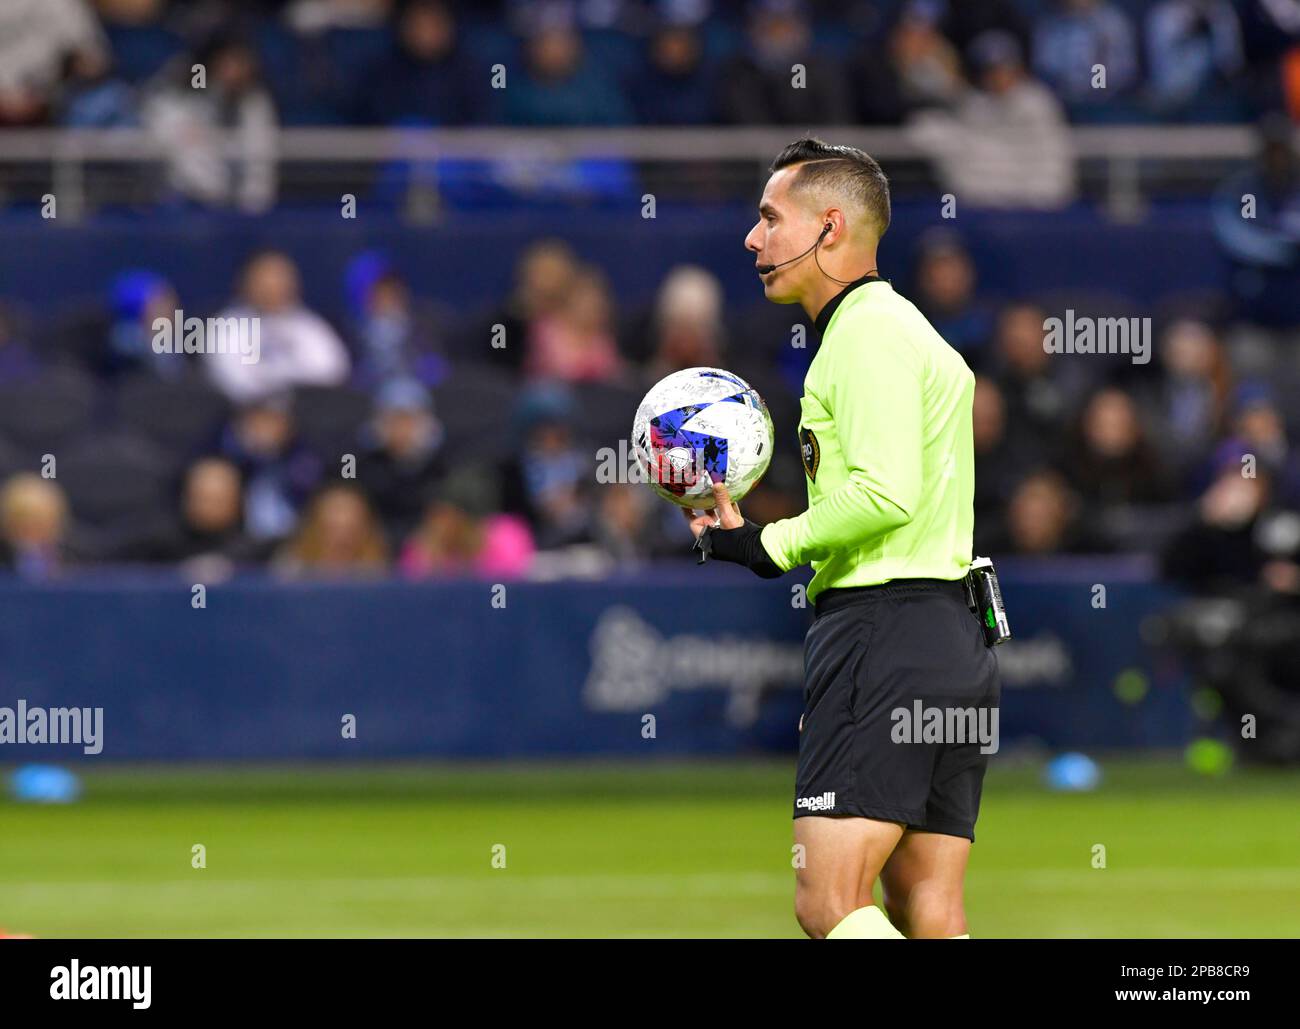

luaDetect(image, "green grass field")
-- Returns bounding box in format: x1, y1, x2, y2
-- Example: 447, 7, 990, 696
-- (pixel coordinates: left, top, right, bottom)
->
2, 759, 1298, 938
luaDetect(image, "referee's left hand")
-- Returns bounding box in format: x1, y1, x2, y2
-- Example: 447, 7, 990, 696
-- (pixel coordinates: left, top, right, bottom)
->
682, 481, 744, 538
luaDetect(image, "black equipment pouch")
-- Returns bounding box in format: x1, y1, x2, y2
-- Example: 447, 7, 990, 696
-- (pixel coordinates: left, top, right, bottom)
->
964, 556, 1012, 647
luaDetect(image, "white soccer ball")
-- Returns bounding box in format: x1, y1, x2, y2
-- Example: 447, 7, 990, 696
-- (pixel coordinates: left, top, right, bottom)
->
632, 367, 775, 508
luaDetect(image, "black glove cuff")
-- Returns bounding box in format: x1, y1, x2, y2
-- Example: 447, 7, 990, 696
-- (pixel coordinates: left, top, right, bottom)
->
696, 519, 784, 579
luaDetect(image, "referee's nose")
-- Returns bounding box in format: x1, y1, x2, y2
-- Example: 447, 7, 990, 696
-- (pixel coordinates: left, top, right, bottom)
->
744, 221, 764, 261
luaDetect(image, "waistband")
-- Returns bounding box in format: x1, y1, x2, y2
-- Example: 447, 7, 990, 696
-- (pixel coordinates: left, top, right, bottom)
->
813, 577, 968, 618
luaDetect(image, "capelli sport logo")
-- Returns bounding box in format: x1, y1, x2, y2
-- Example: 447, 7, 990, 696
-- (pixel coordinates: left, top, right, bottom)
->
799, 426, 820, 481
796, 791, 835, 812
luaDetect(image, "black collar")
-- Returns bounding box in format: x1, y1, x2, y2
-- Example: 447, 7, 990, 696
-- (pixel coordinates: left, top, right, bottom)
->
812, 272, 884, 339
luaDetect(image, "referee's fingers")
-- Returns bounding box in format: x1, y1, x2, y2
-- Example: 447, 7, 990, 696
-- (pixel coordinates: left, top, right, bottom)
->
681, 506, 715, 536
712, 483, 743, 526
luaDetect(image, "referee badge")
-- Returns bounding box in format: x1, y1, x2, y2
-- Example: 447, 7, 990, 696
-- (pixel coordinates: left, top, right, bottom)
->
799, 426, 820, 481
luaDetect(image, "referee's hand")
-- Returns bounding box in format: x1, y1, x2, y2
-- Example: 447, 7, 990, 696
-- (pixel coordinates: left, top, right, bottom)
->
682, 482, 744, 539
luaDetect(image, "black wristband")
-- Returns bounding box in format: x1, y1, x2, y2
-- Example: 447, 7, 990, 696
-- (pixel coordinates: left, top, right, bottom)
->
695, 519, 784, 579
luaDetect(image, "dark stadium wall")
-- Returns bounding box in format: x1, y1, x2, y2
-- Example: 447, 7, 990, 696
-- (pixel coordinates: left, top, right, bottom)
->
1, 201, 1231, 329
0, 564, 1193, 761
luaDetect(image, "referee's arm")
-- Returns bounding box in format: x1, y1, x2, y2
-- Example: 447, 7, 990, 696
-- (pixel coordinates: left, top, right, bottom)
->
760, 326, 924, 572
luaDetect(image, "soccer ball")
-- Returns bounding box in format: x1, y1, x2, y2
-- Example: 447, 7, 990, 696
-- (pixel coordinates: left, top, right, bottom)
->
632, 367, 774, 509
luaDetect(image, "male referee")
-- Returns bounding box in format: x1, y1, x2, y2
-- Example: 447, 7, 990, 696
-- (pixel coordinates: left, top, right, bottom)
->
685, 137, 999, 939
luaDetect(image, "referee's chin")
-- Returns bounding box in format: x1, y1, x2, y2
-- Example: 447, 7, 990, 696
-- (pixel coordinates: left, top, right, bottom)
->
758, 274, 801, 305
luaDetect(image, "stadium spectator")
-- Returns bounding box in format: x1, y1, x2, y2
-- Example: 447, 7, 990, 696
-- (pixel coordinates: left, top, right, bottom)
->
850, 1, 964, 125
1160, 455, 1300, 763
909, 230, 997, 361
358, 0, 485, 126
345, 254, 450, 389
908, 30, 1078, 209
274, 483, 389, 577
219, 393, 324, 542
1032, 0, 1140, 120
523, 265, 625, 384
0, 474, 72, 579
1145, 0, 1246, 120
106, 270, 182, 380
47, 269, 181, 380
499, 383, 594, 550
998, 468, 1099, 555
591, 480, 682, 565
644, 265, 726, 382
142, 33, 278, 212
58, 42, 138, 127
205, 251, 351, 404
938, 0, 1032, 73
1212, 114, 1300, 325
628, 19, 716, 126
971, 375, 1047, 554
0, 0, 107, 126
400, 465, 534, 578
1164, 455, 1278, 589
479, 239, 581, 371
1212, 381, 1300, 506
988, 301, 1085, 454
1143, 317, 1233, 484
356, 377, 446, 546
1070, 386, 1176, 513
716, 0, 852, 125
503, 6, 632, 125
130, 456, 263, 568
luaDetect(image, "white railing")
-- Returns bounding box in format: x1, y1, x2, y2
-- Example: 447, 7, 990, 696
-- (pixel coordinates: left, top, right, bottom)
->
0, 124, 1277, 221
0, 124, 1267, 161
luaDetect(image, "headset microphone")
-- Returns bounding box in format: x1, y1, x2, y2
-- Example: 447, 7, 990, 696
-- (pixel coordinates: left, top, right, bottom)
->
756, 223, 832, 275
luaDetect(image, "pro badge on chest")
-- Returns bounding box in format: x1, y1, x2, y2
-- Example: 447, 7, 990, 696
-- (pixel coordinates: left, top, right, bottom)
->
800, 425, 820, 481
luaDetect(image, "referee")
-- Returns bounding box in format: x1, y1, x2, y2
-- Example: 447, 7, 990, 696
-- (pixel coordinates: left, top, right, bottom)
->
685, 137, 999, 939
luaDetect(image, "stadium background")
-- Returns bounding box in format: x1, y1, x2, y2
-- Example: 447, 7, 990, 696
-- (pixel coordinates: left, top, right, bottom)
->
0, 0, 1298, 937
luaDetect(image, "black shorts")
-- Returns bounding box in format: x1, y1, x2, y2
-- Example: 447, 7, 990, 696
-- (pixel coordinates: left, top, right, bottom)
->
793, 577, 1000, 841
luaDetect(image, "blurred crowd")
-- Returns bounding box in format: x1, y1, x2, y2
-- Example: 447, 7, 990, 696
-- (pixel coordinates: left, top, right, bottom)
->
0, 0, 1298, 590
2, 0, 1297, 212
2, 0, 1297, 136
1, 213, 1299, 588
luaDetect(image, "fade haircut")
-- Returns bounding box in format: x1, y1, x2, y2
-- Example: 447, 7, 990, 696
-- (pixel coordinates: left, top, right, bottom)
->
769, 136, 891, 241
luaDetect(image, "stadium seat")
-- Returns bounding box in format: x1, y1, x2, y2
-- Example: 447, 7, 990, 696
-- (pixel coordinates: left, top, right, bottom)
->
57, 431, 172, 530
114, 374, 231, 470
0, 367, 97, 453
571, 380, 642, 452
292, 385, 374, 461
431, 363, 518, 464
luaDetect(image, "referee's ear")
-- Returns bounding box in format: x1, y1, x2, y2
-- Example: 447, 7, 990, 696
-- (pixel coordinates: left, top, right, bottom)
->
820, 210, 845, 242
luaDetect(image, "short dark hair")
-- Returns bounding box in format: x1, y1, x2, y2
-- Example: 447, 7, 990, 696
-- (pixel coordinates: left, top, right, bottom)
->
770, 136, 891, 240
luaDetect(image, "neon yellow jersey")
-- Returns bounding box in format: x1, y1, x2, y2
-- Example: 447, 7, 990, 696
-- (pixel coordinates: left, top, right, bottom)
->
760, 277, 975, 605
